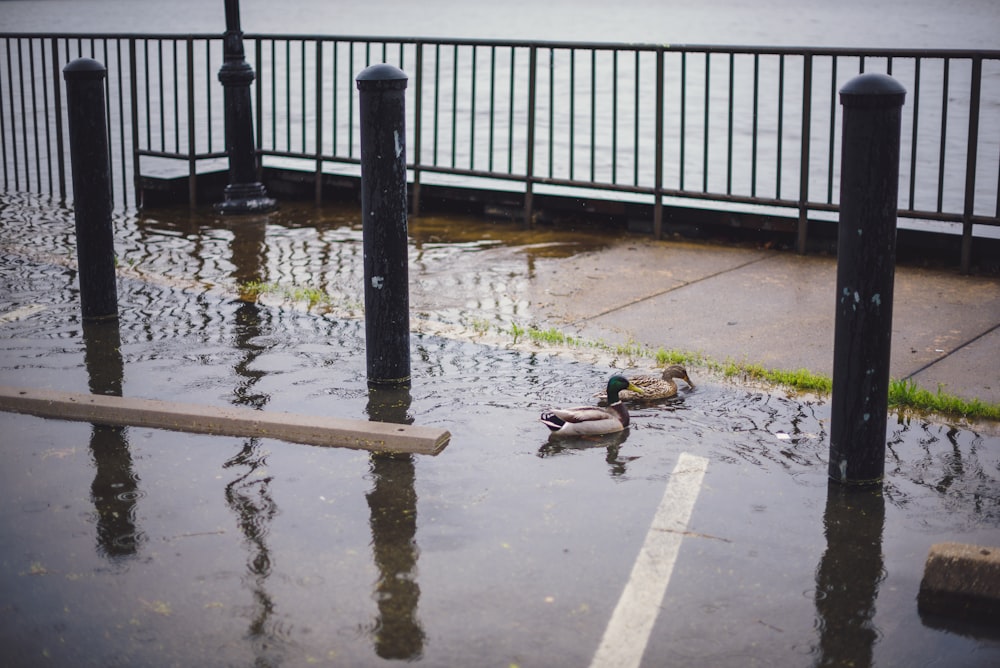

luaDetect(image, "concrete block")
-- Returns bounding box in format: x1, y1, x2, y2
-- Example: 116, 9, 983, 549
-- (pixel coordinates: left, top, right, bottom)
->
918, 542, 1000, 622
0, 385, 450, 455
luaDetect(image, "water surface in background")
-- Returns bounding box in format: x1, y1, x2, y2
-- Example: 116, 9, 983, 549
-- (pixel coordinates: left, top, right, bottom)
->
1, 0, 998, 49
1, 192, 998, 665
3, 0, 1000, 235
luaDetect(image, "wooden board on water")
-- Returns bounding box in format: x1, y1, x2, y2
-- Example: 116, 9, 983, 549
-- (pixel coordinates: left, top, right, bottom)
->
0, 385, 450, 455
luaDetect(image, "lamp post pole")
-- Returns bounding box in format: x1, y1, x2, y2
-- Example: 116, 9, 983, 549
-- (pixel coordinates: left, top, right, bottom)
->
216, 0, 275, 214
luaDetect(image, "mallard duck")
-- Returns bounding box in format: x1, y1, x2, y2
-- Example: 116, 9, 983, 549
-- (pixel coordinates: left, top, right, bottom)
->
541, 375, 644, 437
597, 364, 695, 402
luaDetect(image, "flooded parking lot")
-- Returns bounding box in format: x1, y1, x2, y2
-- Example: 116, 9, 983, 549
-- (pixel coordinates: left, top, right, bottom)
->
1, 193, 998, 666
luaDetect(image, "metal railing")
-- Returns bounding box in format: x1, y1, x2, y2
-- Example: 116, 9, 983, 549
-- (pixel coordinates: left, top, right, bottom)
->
0, 33, 226, 210
2, 32, 998, 269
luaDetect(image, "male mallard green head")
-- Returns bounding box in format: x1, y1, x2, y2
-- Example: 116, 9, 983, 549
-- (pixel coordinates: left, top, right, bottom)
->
606, 374, 643, 404
540, 374, 644, 436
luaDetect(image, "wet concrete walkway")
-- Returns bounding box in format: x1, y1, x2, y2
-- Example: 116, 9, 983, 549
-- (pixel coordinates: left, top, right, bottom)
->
518, 236, 1000, 407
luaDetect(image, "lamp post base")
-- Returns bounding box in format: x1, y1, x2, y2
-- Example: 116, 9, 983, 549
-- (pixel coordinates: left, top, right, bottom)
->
215, 182, 277, 215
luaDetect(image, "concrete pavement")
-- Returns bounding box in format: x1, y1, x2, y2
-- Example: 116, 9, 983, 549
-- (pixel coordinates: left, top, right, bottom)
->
518, 236, 1000, 406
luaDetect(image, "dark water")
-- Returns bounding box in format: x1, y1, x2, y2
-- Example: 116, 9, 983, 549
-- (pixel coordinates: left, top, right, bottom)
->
2, 0, 998, 49
1, 192, 999, 665
4, 0, 1000, 236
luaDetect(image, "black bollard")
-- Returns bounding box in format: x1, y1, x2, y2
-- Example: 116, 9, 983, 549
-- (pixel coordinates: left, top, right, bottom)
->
829, 73, 906, 485
357, 64, 411, 387
215, 0, 276, 214
64, 58, 119, 322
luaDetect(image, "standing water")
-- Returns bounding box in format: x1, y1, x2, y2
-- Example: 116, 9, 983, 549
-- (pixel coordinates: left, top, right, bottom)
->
1, 192, 998, 665
1, 1, 999, 664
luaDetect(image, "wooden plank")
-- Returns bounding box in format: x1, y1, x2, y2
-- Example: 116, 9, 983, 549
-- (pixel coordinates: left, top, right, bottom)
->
0, 386, 450, 455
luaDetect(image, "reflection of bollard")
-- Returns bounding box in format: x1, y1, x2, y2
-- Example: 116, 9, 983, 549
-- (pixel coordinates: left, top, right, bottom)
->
83, 319, 124, 397
64, 58, 118, 321
365, 385, 423, 657
829, 73, 906, 486
357, 64, 410, 387
814, 483, 885, 663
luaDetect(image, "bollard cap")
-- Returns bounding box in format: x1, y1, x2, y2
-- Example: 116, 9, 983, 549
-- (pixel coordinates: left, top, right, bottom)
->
356, 63, 408, 91
63, 57, 108, 81
840, 72, 906, 109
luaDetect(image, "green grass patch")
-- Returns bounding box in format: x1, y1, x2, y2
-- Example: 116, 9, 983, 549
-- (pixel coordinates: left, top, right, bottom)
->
654, 348, 694, 367
237, 280, 358, 311
526, 326, 584, 347
721, 362, 833, 394
888, 379, 1000, 421
501, 321, 999, 422
509, 321, 526, 344
468, 317, 491, 336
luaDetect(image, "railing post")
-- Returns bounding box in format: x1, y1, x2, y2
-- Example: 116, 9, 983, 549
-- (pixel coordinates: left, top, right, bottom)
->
128, 38, 141, 208
411, 43, 423, 217
829, 72, 906, 486
961, 57, 982, 274
314, 39, 323, 206
185, 37, 197, 207
216, 0, 276, 214
524, 45, 537, 225
63, 58, 118, 322
50, 38, 67, 200
357, 64, 411, 388
797, 54, 813, 253
654, 48, 664, 239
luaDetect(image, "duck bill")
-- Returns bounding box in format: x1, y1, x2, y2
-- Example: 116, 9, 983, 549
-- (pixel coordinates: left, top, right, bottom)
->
627, 382, 644, 395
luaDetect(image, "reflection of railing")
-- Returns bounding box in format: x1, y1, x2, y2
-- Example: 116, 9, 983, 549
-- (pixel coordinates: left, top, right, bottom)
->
1, 32, 998, 268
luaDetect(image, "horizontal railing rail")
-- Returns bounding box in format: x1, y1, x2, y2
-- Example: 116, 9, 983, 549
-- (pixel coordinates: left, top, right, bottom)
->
1, 32, 998, 270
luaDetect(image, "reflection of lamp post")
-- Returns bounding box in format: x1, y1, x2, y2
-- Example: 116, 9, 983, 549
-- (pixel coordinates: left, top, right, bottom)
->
216, 0, 276, 214
225, 299, 281, 663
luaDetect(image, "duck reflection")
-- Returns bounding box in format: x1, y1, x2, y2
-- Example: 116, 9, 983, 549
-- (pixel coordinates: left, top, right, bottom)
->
83, 319, 143, 560
812, 482, 886, 666
365, 386, 425, 660
537, 430, 633, 477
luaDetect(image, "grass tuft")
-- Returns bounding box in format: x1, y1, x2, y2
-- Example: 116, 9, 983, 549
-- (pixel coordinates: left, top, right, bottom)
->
888, 379, 1000, 421
526, 326, 582, 346
502, 321, 999, 422
722, 362, 833, 394
236, 280, 361, 312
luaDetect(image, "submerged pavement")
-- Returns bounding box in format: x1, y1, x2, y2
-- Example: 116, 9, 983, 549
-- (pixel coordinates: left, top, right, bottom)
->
1, 197, 999, 666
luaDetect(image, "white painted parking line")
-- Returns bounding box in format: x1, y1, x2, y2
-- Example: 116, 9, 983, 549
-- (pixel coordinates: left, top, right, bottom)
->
590, 452, 710, 668
0, 304, 46, 325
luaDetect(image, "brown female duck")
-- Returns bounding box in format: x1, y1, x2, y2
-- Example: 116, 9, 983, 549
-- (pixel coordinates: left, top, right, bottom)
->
597, 364, 695, 402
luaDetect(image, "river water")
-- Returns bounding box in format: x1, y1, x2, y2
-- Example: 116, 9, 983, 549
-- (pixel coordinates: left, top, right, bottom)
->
2, 0, 999, 49
3, 0, 999, 236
